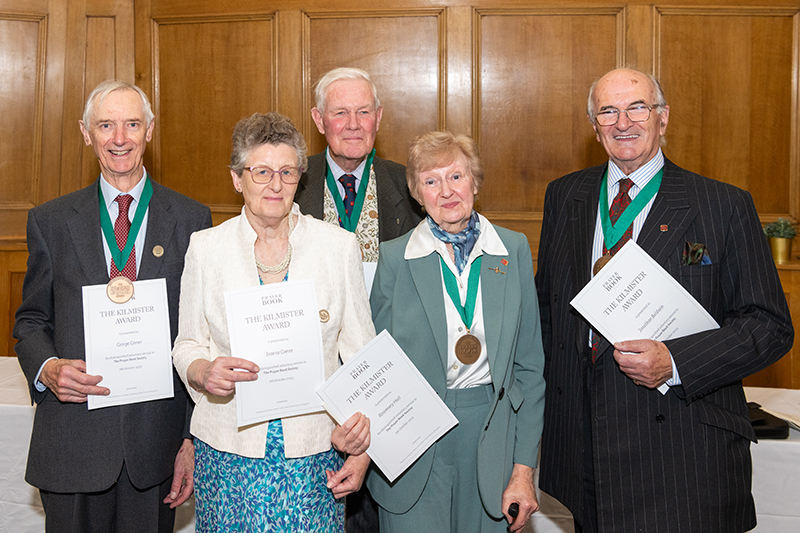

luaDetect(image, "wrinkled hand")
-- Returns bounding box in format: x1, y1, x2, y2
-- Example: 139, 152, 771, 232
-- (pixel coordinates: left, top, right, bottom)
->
39, 358, 109, 402
326, 453, 371, 499
613, 339, 673, 388
331, 413, 370, 455
187, 357, 259, 397
163, 439, 194, 508
501, 463, 539, 532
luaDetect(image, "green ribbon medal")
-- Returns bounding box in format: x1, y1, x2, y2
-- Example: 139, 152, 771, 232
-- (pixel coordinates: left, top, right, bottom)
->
599, 168, 663, 251
98, 175, 153, 273
440, 255, 483, 365
325, 149, 375, 233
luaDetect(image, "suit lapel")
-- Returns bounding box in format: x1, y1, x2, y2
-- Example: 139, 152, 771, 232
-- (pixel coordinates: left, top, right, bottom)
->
373, 157, 408, 237
138, 181, 176, 281
408, 253, 449, 370
636, 160, 697, 264
297, 154, 327, 219
571, 166, 604, 357
481, 254, 508, 380
65, 179, 110, 284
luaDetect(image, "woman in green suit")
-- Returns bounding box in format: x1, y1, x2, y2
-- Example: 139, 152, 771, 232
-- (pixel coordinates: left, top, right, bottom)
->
367, 131, 546, 533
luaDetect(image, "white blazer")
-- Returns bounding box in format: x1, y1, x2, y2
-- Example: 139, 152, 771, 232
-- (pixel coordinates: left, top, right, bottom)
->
172, 204, 375, 459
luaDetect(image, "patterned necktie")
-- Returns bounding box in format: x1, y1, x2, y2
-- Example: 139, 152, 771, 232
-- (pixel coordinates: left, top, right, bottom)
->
592, 178, 634, 362
110, 194, 136, 281
339, 174, 357, 219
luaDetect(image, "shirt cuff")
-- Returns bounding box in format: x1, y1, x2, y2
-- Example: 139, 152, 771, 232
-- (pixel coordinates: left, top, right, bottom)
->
34, 357, 58, 392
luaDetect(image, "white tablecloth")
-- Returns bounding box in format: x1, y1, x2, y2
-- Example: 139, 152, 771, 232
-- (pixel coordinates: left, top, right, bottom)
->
3, 356, 796, 533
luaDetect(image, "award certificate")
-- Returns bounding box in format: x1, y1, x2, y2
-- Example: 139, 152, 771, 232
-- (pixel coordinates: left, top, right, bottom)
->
225, 279, 325, 427
317, 330, 458, 482
83, 278, 173, 410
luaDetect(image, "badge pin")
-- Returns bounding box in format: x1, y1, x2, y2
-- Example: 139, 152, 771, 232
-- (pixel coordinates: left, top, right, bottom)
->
488, 267, 506, 275
660, 225, 668, 232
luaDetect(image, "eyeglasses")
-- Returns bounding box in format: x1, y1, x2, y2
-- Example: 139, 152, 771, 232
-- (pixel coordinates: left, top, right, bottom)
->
244, 166, 301, 184
594, 104, 660, 126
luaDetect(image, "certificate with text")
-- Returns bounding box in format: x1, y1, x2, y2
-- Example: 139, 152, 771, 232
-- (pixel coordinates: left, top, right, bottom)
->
317, 330, 458, 482
571, 240, 719, 346
225, 279, 325, 427
83, 278, 174, 410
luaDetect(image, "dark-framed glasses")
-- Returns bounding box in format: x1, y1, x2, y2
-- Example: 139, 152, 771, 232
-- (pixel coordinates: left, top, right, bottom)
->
595, 104, 660, 126
244, 166, 301, 184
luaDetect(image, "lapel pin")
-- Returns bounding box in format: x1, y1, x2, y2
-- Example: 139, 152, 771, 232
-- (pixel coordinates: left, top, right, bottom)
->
501, 258, 508, 266
488, 267, 506, 274
152, 245, 164, 257
660, 225, 668, 232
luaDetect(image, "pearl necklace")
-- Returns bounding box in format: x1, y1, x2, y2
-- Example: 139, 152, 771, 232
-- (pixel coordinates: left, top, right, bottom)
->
255, 214, 294, 274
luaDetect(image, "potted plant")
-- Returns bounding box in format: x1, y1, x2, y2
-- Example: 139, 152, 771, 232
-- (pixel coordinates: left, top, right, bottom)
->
764, 217, 797, 263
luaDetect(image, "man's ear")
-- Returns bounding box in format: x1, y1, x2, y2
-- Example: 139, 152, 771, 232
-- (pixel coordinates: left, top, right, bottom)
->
311, 108, 326, 135
79, 120, 92, 146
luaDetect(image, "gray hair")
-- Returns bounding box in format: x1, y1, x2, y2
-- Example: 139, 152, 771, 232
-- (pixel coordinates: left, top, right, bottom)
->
314, 67, 380, 113
229, 112, 308, 175
82, 80, 154, 128
586, 68, 667, 123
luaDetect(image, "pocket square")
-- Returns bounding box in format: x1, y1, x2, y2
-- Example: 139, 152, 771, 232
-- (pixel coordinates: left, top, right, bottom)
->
683, 241, 711, 265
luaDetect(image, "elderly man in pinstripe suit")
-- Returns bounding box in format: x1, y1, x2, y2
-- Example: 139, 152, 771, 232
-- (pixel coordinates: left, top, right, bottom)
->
535, 68, 793, 532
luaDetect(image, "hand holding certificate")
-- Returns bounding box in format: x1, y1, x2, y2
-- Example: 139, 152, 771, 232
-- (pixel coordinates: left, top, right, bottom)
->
317, 330, 458, 483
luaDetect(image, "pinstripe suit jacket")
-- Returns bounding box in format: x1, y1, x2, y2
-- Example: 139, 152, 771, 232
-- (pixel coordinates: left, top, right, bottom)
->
14, 178, 212, 493
295, 152, 423, 242
535, 159, 793, 533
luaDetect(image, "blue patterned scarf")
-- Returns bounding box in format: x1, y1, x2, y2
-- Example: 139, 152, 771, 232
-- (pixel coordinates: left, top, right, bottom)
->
427, 211, 481, 274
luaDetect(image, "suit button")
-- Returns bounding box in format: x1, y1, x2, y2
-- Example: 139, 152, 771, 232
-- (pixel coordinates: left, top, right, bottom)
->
557, 387, 562, 395
559, 342, 564, 349
656, 414, 665, 423
498, 387, 505, 401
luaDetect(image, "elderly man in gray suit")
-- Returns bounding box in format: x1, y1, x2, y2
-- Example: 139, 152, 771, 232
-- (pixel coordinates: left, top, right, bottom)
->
295, 67, 422, 533
535, 68, 794, 533
14, 80, 211, 532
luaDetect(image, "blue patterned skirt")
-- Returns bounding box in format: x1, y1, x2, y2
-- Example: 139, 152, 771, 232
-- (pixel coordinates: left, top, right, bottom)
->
195, 420, 345, 532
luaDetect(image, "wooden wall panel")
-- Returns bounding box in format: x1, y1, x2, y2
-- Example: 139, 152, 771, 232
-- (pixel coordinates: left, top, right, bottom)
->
152, 15, 275, 223
305, 10, 442, 167
0, 248, 27, 357
658, 8, 797, 221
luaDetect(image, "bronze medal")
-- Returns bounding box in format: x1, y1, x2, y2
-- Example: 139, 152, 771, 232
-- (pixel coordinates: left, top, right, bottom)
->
107, 276, 134, 304
455, 333, 481, 365
593, 253, 611, 276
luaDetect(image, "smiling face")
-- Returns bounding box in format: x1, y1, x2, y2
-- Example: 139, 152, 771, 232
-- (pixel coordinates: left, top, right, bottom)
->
591, 69, 669, 175
311, 78, 382, 173
79, 89, 154, 190
231, 142, 299, 229
417, 152, 477, 233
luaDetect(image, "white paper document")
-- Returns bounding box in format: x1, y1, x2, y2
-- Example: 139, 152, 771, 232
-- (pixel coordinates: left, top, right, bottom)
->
571, 241, 720, 392
225, 279, 326, 427
83, 278, 174, 410
317, 330, 459, 482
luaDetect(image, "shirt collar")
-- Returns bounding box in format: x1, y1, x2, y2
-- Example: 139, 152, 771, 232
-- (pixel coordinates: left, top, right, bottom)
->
99, 168, 148, 210
607, 149, 664, 192
325, 147, 367, 180
404, 213, 508, 261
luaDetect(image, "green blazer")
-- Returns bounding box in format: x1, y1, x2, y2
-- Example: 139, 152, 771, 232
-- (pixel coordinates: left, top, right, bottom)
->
366, 221, 546, 518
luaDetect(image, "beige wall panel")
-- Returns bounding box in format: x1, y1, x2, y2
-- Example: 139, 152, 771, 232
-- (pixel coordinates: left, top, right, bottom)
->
153, 16, 274, 215
306, 11, 441, 166
476, 9, 619, 215
658, 9, 795, 219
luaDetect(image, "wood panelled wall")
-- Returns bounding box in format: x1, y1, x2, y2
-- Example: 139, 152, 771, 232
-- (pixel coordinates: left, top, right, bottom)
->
1, 0, 799, 387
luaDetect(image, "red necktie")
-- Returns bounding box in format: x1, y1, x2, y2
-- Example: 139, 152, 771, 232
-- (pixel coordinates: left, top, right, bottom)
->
109, 194, 136, 281
592, 178, 634, 361
339, 174, 357, 219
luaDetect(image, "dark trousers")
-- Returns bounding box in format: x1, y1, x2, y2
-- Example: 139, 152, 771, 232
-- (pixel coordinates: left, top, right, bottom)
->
40, 463, 175, 533
575, 348, 599, 533
346, 487, 380, 533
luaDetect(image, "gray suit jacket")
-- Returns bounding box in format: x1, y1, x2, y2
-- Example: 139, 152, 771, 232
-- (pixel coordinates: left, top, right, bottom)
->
295, 152, 423, 241
367, 223, 545, 518
535, 159, 794, 532
14, 178, 212, 493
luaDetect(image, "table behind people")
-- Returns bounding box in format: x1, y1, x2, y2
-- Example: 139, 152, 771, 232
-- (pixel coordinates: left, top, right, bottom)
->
536, 68, 793, 533
12, 80, 212, 533
171, 111, 375, 533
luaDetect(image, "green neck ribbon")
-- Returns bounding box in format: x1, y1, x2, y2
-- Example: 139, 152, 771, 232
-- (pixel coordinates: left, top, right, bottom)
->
439, 255, 482, 331
98, 175, 153, 272
325, 149, 375, 233
599, 168, 663, 250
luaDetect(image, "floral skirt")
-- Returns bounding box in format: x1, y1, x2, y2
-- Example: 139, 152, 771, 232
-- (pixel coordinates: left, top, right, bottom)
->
195, 420, 344, 532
